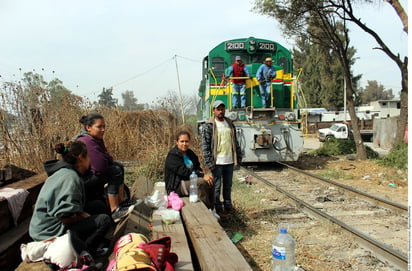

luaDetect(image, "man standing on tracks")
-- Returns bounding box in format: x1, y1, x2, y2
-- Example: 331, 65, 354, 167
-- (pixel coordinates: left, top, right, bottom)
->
226, 56, 252, 109
201, 100, 242, 216
256, 57, 277, 108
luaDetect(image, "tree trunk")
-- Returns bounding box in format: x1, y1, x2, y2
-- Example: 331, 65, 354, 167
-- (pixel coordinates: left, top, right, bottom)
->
395, 60, 408, 143
346, 93, 367, 160
386, 0, 408, 33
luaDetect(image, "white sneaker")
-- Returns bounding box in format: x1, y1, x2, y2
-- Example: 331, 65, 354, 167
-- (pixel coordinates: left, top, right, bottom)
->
208, 209, 220, 221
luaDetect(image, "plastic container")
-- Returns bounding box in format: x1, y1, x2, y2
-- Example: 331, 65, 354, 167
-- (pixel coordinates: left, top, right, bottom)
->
189, 171, 198, 203
161, 209, 180, 224
272, 222, 295, 271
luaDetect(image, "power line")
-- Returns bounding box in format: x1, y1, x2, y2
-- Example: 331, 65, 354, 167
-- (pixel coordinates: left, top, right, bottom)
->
175, 55, 201, 63
111, 57, 174, 87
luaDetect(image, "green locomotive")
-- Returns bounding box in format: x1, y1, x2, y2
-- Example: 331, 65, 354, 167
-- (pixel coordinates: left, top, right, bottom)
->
197, 37, 303, 162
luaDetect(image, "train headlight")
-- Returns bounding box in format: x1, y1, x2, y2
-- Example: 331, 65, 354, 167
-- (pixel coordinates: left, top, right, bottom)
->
227, 112, 238, 121
286, 112, 296, 121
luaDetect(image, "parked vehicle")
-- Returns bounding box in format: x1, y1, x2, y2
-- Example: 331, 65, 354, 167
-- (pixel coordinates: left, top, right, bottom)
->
318, 123, 373, 142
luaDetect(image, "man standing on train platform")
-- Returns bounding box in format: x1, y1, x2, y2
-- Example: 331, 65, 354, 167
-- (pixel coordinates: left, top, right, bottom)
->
201, 100, 242, 217
225, 56, 252, 109
256, 57, 277, 108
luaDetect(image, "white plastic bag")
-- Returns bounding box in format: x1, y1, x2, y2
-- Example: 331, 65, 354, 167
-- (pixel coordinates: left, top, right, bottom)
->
161, 209, 180, 225
144, 182, 168, 209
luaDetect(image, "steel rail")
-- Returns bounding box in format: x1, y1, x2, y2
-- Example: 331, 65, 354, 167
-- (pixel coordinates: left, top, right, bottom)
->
279, 162, 408, 214
241, 166, 408, 271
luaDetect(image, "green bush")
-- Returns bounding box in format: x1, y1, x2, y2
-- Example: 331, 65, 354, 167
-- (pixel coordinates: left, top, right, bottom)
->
312, 138, 379, 159
377, 143, 408, 170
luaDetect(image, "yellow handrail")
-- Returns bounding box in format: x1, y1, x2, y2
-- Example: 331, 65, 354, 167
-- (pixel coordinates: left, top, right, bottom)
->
270, 81, 274, 108
227, 76, 254, 109
208, 68, 228, 113
291, 68, 303, 109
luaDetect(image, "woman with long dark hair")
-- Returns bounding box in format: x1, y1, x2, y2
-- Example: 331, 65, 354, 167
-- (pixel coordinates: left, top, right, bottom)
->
164, 130, 214, 209
73, 113, 138, 222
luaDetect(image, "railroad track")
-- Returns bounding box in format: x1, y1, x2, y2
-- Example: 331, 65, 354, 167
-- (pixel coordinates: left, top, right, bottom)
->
240, 163, 408, 270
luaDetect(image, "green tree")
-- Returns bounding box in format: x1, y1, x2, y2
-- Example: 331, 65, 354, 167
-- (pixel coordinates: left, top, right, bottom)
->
293, 28, 361, 110
98, 87, 117, 107
121, 90, 138, 111
47, 78, 84, 105
360, 80, 394, 104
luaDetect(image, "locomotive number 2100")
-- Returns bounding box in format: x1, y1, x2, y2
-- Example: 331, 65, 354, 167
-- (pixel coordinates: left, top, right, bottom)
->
226, 42, 246, 50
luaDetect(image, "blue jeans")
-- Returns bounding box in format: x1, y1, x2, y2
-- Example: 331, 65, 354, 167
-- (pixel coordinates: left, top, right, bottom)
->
212, 164, 234, 210
258, 82, 271, 107
232, 83, 246, 108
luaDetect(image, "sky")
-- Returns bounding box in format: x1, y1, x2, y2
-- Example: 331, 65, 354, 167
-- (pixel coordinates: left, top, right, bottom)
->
0, 0, 408, 106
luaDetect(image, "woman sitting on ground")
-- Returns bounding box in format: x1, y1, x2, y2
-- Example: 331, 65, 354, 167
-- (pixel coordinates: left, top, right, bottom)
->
73, 113, 138, 222
164, 130, 214, 209
29, 141, 111, 260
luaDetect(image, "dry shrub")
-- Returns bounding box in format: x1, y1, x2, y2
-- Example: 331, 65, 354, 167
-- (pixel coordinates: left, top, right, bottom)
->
1, 84, 178, 175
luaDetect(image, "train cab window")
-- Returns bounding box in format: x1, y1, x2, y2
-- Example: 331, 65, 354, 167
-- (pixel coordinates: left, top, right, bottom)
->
278, 56, 289, 72
251, 54, 272, 64
202, 57, 209, 80
211, 57, 225, 75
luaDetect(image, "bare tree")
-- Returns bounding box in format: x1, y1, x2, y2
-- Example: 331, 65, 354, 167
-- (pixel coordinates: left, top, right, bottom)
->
152, 90, 197, 123
333, 0, 408, 144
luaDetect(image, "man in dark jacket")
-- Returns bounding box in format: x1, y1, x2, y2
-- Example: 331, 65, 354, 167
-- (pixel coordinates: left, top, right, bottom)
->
201, 100, 242, 215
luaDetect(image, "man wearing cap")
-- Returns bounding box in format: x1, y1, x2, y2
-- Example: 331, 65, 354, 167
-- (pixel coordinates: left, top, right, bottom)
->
201, 100, 242, 216
256, 57, 277, 108
225, 56, 252, 108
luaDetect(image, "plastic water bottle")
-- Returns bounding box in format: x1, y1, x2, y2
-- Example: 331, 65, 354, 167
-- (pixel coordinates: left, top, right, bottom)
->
189, 171, 198, 203
272, 222, 295, 271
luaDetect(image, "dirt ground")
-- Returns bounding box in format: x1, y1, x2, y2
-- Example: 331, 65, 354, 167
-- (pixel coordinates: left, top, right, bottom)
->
228, 137, 408, 271
300, 137, 408, 205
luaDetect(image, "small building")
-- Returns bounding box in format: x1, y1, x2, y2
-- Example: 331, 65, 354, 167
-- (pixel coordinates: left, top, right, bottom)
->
368, 100, 400, 118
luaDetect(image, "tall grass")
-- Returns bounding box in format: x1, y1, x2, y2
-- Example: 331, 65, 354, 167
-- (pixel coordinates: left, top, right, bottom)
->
0, 81, 179, 176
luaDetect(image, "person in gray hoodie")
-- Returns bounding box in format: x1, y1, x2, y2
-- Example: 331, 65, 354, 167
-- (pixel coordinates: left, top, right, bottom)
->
29, 141, 111, 259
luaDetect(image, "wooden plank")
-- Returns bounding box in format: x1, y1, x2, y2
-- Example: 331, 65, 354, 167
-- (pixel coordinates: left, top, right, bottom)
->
130, 175, 154, 200
181, 198, 252, 271
152, 213, 194, 271
125, 178, 193, 271
0, 174, 47, 271
0, 173, 46, 233
123, 176, 154, 238
0, 217, 33, 271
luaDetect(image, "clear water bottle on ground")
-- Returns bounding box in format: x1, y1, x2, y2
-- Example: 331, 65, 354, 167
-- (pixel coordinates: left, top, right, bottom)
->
272, 222, 295, 271
189, 171, 198, 203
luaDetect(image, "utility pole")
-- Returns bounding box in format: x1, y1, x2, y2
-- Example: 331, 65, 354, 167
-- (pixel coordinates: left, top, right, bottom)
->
344, 77, 347, 122
174, 55, 185, 124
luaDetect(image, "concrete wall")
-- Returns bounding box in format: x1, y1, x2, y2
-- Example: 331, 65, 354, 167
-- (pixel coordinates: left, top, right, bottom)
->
373, 117, 398, 149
